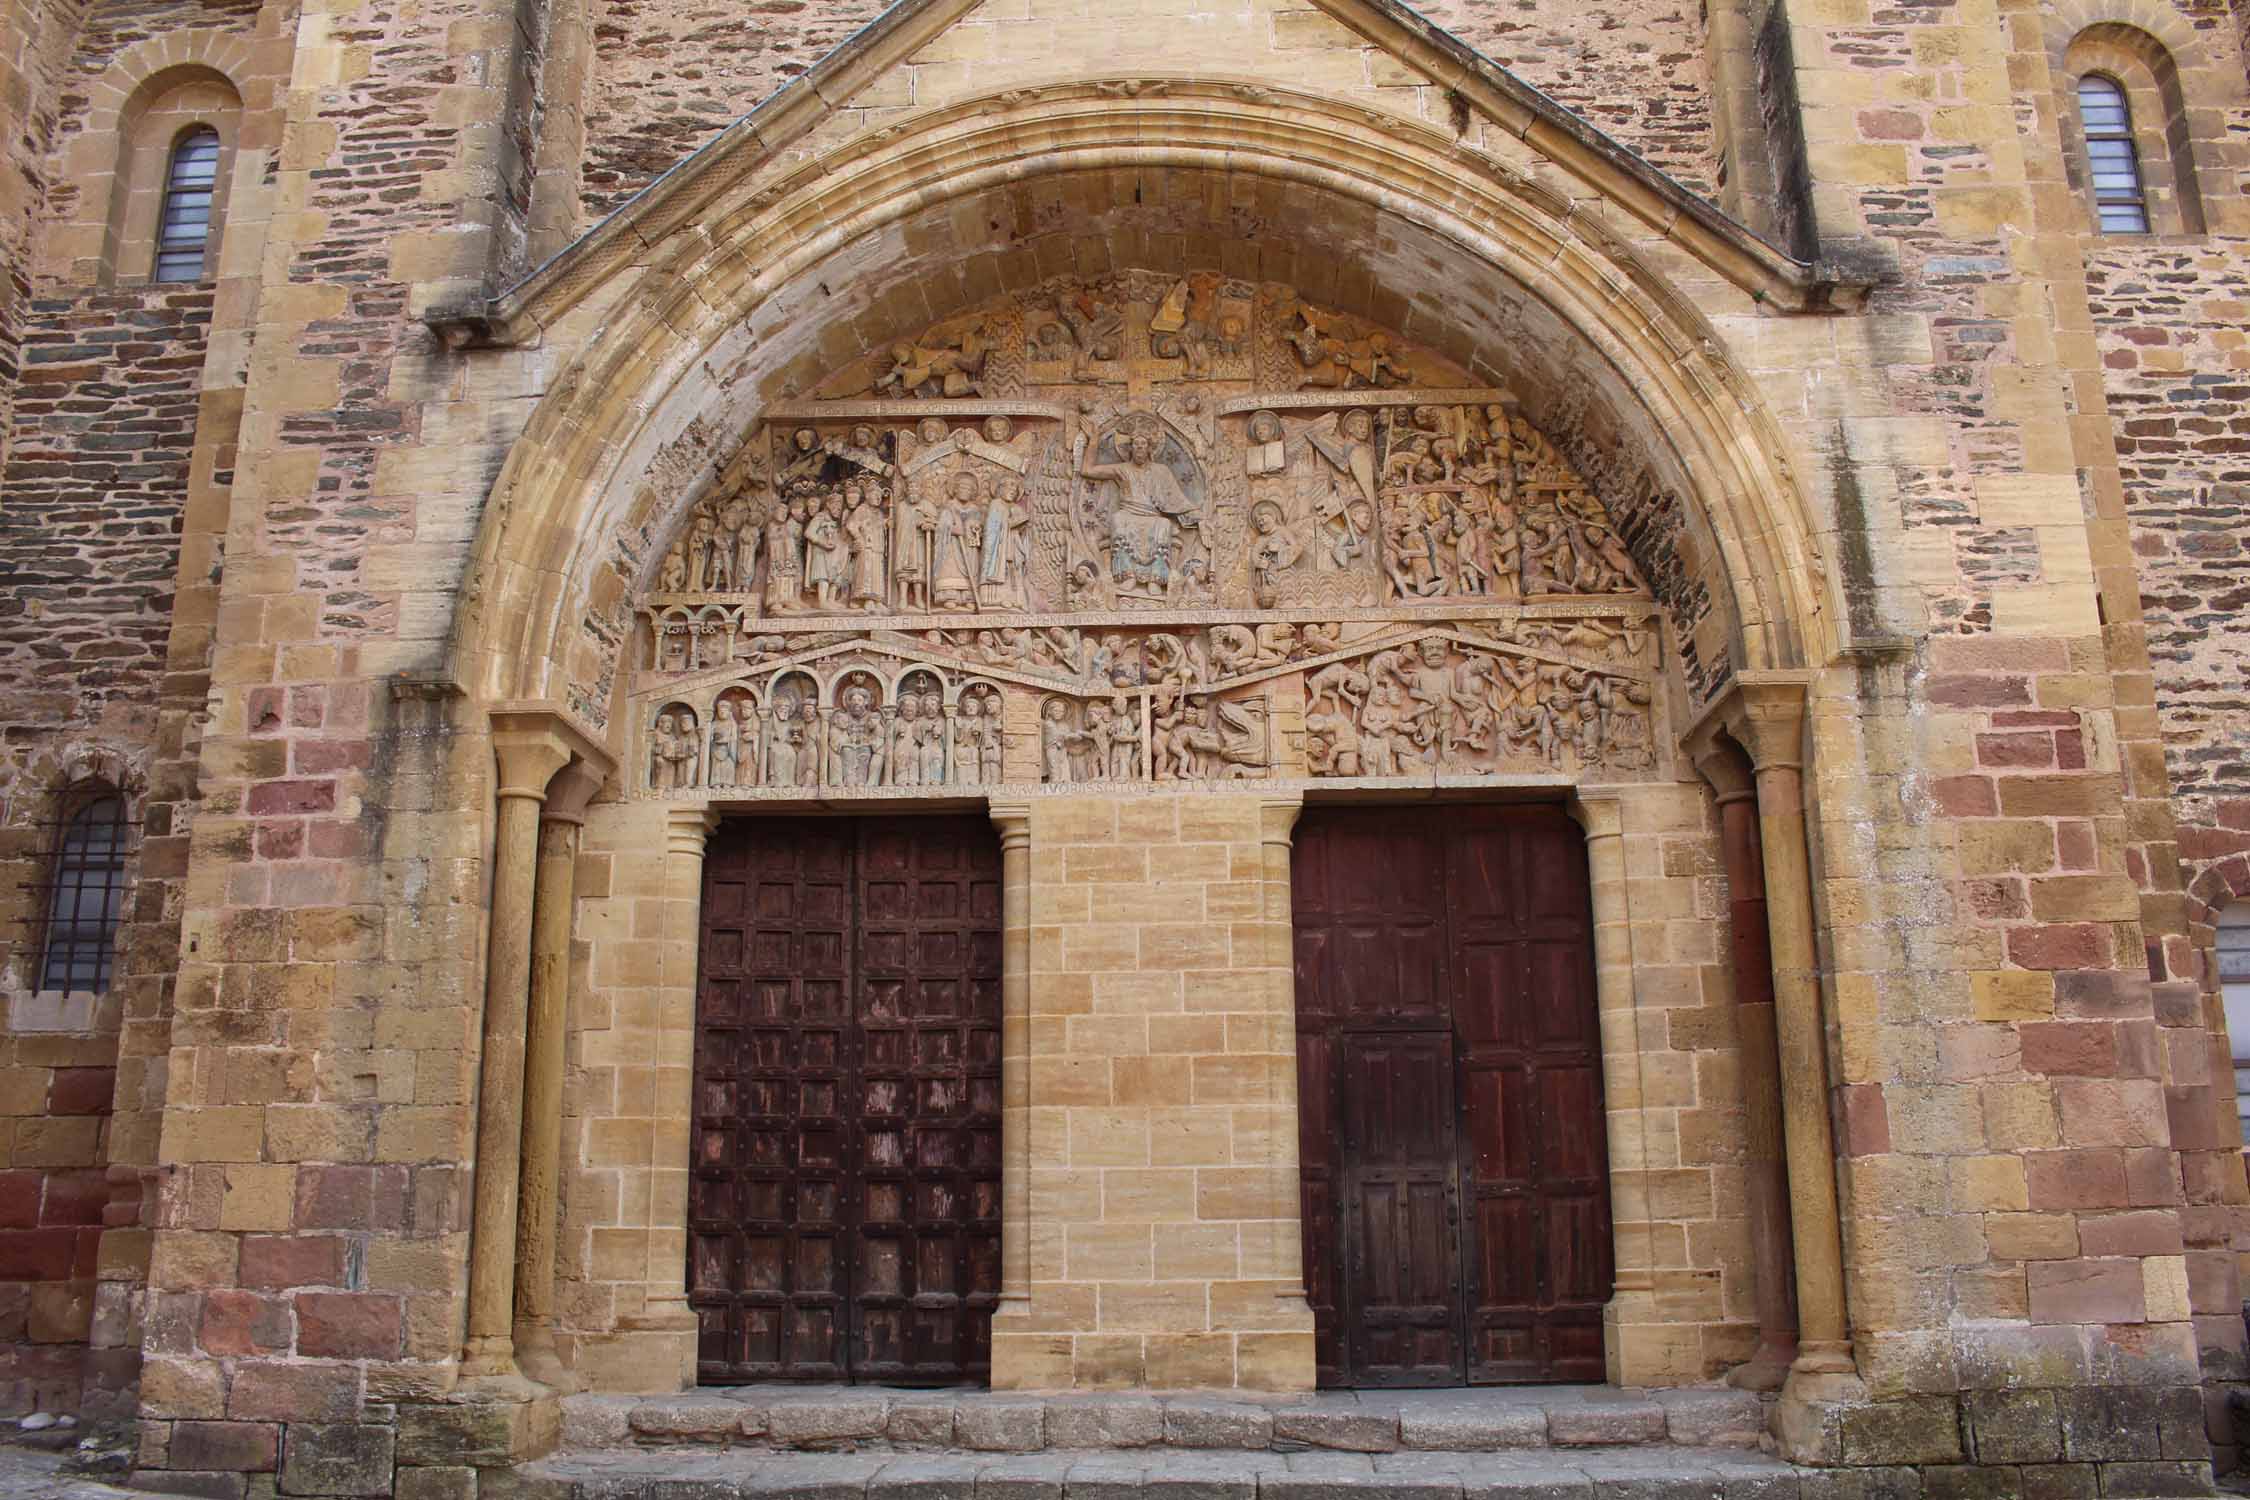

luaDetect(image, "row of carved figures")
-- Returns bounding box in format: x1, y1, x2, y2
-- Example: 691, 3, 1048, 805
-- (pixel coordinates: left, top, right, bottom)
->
649, 678, 1005, 792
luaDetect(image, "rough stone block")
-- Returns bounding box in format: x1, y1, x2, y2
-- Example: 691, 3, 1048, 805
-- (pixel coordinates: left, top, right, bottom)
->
279, 1423, 397, 1498
1060, 1454, 1152, 1500
2087, 1461, 2210, 1497
739, 1453, 889, 1500
395, 1467, 479, 1500
1656, 1391, 1764, 1449
1547, 1397, 1665, 1447
957, 1399, 1046, 1453
1273, 1400, 1398, 1453
871, 1456, 983, 1500
1164, 1397, 1274, 1450
2014, 1466, 2095, 1500
1397, 1401, 1549, 1451
972, 1453, 1073, 1500
167, 1420, 280, 1473
130, 1473, 249, 1500
888, 1399, 960, 1447
629, 1396, 745, 1440
1046, 1396, 1163, 1448
2053, 1390, 2158, 1461
768, 1393, 891, 1445
1964, 1391, 2059, 1465
1839, 1398, 1965, 1467
558, 1395, 634, 1448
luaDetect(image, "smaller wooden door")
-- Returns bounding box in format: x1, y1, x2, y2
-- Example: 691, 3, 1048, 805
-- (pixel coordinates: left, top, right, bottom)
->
1338, 1028, 1463, 1386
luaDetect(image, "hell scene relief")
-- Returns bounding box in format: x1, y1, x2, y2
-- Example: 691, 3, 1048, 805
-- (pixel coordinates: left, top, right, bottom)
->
626, 271, 1666, 796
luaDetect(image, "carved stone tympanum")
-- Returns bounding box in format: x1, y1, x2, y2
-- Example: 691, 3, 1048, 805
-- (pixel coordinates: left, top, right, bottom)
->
621, 270, 1667, 796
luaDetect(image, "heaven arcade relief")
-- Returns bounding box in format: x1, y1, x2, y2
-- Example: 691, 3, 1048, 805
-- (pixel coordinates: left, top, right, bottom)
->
623, 272, 1667, 799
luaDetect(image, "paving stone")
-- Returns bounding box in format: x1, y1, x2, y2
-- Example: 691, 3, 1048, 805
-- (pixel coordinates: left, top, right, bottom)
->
1273, 1400, 1399, 1453
888, 1401, 961, 1447
1546, 1399, 1666, 1447
644, 1480, 744, 1500
768, 1395, 893, 1446
1280, 1453, 1378, 1476
956, 1401, 1047, 1453
1397, 1401, 1549, 1452
871, 1456, 984, 1500
561, 1396, 638, 1448
1061, 1454, 1149, 1500
1047, 1397, 1164, 1449
972, 1454, 1074, 1500
739, 1453, 889, 1499
630, 1398, 749, 1441
1657, 1392, 1766, 1450
1165, 1398, 1275, 1450
1138, 1451, 1263, 1500
1455, 1457, 1597, 1500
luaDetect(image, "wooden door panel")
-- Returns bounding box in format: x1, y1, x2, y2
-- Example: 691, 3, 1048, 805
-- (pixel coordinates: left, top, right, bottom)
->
690, 815, 1000, 1385
1294, 805, 1611, 1389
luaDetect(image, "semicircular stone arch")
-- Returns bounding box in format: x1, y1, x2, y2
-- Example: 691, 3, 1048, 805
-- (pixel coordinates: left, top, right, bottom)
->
453, 84, 1834, 773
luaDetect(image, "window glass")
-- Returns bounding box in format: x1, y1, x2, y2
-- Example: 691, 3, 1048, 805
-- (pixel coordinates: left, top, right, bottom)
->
38, 795, 129, 994
154, 127, 220, 282
2077, 76, 2151, 234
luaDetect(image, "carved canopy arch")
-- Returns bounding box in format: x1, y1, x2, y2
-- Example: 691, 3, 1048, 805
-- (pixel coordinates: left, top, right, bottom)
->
448, 83, 1835, 769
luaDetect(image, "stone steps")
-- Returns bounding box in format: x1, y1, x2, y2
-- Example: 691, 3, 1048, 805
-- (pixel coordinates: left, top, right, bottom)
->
491, 1444, 1816, 1500
558, 1387, 1769, 1457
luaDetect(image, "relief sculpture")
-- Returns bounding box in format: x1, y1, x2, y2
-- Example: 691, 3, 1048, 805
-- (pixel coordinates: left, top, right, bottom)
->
620, 269, 1669, 798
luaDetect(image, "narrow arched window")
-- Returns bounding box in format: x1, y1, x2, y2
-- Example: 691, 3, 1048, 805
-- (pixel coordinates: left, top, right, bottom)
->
39, 794, 129, 993
152, 127, 220, 281
2078, 75, 2151, 233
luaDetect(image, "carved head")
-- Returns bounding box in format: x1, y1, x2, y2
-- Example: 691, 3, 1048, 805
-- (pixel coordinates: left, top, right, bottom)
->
1251, 500, 1284, 535
843, 683, 872, 714
1248, 411, 1282, 445
792, 427, 817, 452
654, 712, 674, 735
714, 701, 734, 724
1342, 410, 1373, 441
983, 415, 1013, 444
1043, 699, 1069, 722
1126, 432, 1156, 464
948, 471, 978, 503
958, 694, 979, 721
1036, 320, 1068, 350
918, 417, 947, 446
850, 424, 877, 448
1347, 500, 1376, 531
1418, 638, 1448, 667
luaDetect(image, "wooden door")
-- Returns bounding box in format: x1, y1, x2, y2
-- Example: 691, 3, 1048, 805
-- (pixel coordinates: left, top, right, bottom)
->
1293, 804, 1610, 1387
689, 816, 1001, 1384
1338, 1027, 1463, 1385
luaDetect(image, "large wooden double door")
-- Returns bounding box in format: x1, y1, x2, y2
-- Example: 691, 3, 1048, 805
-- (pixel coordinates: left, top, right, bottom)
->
688, 816, 1002, 1384
1293, 804, 1612, 1388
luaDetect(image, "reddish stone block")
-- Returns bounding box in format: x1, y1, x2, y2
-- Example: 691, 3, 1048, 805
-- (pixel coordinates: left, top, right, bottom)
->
2056, 820, 2098, 871
1993, 710, 2082, 729
2005, 924, 2115, 971
254, 822, 305, 860
0, 1171, 42, 1230
2056, 1080, 2168, 1148
246, 688, 286, 735
2021, 1022, 2116, 1077
239, 1234, 346, 1291
288, 686, 326, 728
305, 819, 367, 859
245, 780, 336, 816
0, 1228, 80, 1280
1962, 878, 2030, 920
2125, 1147, 2185, 1207
1929, 674, 2034, 708
40, 1169, 110, 1227
46, 1067, 115, 1116
295, 1292, 402, 1359
292, 739, 370, 774
2026, 1149, 2128, 1211
2055, 728, 2086, 770
2078, 1210, 2186, 1258
1978, 732, 2055, 768
294, 1165, 409, 1231
2026, 1257, 2145, 1325
1842, 1084, 1891, 1156
1933, 775, 1999, 817
199, 1291, 291, 1356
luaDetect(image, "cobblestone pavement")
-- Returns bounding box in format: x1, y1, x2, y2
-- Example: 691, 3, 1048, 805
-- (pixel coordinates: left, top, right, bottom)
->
0, 1443, 140, 1500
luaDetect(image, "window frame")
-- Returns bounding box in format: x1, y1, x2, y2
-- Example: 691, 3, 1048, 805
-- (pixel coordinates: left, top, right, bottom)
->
2076, 73, 2152, 235
34, 787, 133, 997
152, 125, 223, 283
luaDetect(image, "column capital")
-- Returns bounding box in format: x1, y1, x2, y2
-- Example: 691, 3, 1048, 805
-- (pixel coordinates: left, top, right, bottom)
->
1683, 720, 1757, 803
988, 800, 1031, 849
664, 806, 720, 857
1256, 793, 1304, 848
1692, 673, 1812, 774
1566, 792, 1623, 842
490, 704, 617, 802
541, 757, 607, 827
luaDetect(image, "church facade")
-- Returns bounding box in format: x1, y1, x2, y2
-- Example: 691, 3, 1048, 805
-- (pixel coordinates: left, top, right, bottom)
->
2, 0, 2249, 1491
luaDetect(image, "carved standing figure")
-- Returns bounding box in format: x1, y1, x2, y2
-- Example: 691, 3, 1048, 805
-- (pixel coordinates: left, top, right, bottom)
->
932, 472, 982, 610
1041, 699, 1091, 783
803, 492, 848, 610
953, 694, 984, 785
845, 484, 889, 609
1083, 422, 1200, 599
978, 475, 1032, 610
763, 501, 802, 614
709, 701, 738, 786
831, 682, 884, 787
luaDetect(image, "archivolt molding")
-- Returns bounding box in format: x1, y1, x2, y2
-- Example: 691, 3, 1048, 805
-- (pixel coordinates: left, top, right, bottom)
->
444, 83, 1840, 748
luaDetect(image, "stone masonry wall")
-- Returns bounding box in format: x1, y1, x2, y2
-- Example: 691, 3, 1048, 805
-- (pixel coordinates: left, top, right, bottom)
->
0, 283, 212, 1417
574, 0, 1718, 220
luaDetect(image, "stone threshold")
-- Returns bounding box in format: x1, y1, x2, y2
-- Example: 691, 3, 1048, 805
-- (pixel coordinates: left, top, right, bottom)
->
560, 1386, 1769, 1455
491, 1444, 1815, 1500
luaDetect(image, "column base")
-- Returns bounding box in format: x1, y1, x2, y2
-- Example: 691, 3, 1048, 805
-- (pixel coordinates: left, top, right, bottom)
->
1771, 1358, 1870, 1466
398, 1382, 563, 1471
1724, 1337, 1797, 1393
514, 1325, 582, 1394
